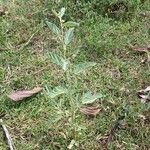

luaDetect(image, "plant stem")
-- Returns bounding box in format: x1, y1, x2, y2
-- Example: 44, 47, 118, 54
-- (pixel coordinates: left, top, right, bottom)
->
59, 17, 67, 58
58, 14, 77, 140
59, 16, 75, 113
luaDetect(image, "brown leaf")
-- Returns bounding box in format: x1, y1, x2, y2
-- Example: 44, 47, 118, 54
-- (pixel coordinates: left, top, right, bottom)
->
8, 87, 43, 101
80, 105, 101, 117
139, 86, 150, 93
138, 86, 150, 103
132, 45, 150, 53
133, 47, 148, 52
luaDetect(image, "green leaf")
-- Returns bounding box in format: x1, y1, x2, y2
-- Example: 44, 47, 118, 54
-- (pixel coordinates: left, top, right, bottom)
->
62, 60, 70, 71
48, 52, 70, 71
73, 62, 96, 74
58, 7, 66, 18
64, 21, 79, 27
46, 21, 60, 35
46, 86, 68, 98
64, 28, 74, 45
82, 91, 103, 104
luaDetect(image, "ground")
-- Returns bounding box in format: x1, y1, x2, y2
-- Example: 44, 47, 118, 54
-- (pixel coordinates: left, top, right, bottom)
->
0, 0, 150, 150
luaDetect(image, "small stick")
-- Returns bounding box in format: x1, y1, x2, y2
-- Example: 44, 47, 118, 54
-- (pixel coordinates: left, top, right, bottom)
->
0, 119, 16, 150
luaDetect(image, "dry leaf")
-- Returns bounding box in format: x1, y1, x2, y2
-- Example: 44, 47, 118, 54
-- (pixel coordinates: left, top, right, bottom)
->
80, 105, 101, 116
132, 44, 150, 52
138, 86, 150, 103
8, 87, 42, 101
133, 47, 148, 52
139, 86, 150, 93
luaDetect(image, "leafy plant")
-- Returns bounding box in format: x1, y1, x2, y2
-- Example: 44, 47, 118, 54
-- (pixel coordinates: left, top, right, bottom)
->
45, 7, 103, 139
73, 62, 97, 75
82, 91, 103, 104
48, 52, 70, 71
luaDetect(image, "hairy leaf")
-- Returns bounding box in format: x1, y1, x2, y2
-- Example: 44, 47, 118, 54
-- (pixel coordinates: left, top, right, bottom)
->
58, 7, 66, 18
46, 86, 68, 98
64, 28, 74, 45
73, 62, 96, 74
46, 21, 60, 35
82, 92, 103, 104
48, 52, 70, 71
64, 21, 79, 27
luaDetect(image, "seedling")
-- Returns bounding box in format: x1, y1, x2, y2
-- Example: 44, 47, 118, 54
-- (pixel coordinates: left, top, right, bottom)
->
45, 8, 103, 139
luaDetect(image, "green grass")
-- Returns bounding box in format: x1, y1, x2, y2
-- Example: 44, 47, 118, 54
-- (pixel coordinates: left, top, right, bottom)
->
0, 0, 150, 149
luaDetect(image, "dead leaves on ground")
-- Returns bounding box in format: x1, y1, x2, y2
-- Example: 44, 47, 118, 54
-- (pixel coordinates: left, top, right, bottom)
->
80, 104, 101, 117
133, 46, 150, 53
8, 87, 43, 101
138, 86, 150, 103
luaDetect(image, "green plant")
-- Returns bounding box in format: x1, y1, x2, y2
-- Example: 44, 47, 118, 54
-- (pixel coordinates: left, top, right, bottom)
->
45, 7, 103, 138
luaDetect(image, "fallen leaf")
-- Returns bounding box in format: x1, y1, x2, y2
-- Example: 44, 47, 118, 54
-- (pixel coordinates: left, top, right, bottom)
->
8, 87, 42, 101
138, 94, 150, 103
133, 47, 148, 52
139, 86, 150, 93
80, 105, 101, 117
138, 86, 150, 103
139, 95, 148, 103
132, 44, 150, 53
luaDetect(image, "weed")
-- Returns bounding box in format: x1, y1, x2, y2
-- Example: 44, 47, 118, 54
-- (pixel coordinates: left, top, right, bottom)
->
45, 8, 103, 142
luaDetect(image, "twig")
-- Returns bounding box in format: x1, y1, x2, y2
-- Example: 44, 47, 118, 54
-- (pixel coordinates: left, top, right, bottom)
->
0, 119, 16, 150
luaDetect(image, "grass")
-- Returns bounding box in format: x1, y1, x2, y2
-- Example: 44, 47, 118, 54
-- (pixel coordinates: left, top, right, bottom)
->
0, 0, 150, 149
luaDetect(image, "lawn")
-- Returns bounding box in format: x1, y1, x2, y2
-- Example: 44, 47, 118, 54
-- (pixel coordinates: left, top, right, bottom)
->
0, 0, 150, 150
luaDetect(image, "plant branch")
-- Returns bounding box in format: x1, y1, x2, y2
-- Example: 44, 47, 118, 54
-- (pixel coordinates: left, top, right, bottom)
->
59, 17, 67, 58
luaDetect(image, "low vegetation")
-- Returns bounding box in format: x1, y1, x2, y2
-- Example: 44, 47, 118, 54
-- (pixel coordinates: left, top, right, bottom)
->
0, 0, 150, 149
